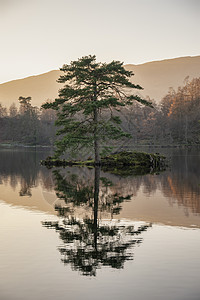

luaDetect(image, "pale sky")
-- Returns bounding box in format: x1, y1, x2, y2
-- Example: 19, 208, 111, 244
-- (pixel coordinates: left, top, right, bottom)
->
0, 0, 199, 83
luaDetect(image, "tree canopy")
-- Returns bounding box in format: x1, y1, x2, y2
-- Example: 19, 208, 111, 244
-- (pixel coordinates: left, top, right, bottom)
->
42, 55, 152, 162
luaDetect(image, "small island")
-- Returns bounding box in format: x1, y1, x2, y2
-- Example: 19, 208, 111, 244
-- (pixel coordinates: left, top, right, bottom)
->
41, 151, 166, 175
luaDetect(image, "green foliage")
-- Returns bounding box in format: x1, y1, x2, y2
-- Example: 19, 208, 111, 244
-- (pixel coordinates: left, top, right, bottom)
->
42, 55, 152, 159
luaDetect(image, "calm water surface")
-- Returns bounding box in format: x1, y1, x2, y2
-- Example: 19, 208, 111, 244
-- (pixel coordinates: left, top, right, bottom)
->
0, 148, 200, 300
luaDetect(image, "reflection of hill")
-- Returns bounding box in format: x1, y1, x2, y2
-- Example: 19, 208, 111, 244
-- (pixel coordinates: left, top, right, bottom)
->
0, 149, 200, 226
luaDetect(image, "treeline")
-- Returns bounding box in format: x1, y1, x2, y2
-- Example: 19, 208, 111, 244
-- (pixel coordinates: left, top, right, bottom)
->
0, 96, 56, 145
0, 77, 200, 146
123, 77, 200, 145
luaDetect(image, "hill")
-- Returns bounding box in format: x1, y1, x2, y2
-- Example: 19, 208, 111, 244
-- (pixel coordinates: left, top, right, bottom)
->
126, 55, 200, 101
0, 56, 200, 108
0, 70, 62, 108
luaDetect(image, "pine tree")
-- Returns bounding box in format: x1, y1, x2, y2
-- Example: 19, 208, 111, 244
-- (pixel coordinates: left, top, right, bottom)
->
42, 55, 152, 164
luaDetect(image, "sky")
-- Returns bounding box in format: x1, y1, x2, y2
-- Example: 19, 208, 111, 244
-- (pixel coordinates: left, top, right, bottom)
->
0, 0, 200, 83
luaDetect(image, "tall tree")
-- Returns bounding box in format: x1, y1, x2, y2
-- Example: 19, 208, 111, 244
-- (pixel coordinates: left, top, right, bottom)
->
19, 96, 32, 115
42, 55, 152, 164
9, 103, 18, 118
18, 96, 40, 144
0, 103, 7, 118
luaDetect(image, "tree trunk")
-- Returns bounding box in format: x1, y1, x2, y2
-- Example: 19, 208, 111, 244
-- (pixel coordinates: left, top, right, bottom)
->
93, 83, 100, 165
94, 110, 100, 165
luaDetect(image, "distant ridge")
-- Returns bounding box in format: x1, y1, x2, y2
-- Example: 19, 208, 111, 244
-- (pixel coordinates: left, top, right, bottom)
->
0, 70, 62, 108
0, 56, 200, 108
126, 55, 200, 101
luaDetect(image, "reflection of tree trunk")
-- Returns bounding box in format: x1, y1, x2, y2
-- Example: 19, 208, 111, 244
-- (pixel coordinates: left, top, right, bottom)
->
93, 166, 100, 250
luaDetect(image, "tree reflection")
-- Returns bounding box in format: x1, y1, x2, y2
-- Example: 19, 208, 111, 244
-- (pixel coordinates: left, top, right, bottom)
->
1, 149, 200, 216
43, 166, 151, 276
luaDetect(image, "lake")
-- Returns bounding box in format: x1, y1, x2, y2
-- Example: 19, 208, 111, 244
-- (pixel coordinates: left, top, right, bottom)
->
0, 148, 200, 300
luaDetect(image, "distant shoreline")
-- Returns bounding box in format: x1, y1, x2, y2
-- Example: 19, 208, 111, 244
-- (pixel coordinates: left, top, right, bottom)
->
1, 143, 200, 149
0, 143, 52, 149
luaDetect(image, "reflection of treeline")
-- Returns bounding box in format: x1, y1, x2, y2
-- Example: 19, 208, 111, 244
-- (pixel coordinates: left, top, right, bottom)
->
160, 149, 200, 215
0, 150, 52, 196
131, 172, 200, 215
56, 152, 200, 216
1, 149, 200, 214
0, 78, 200, 146
0, 96, 56, 145
105, 174, 200, 216
105, 148, 200, 215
